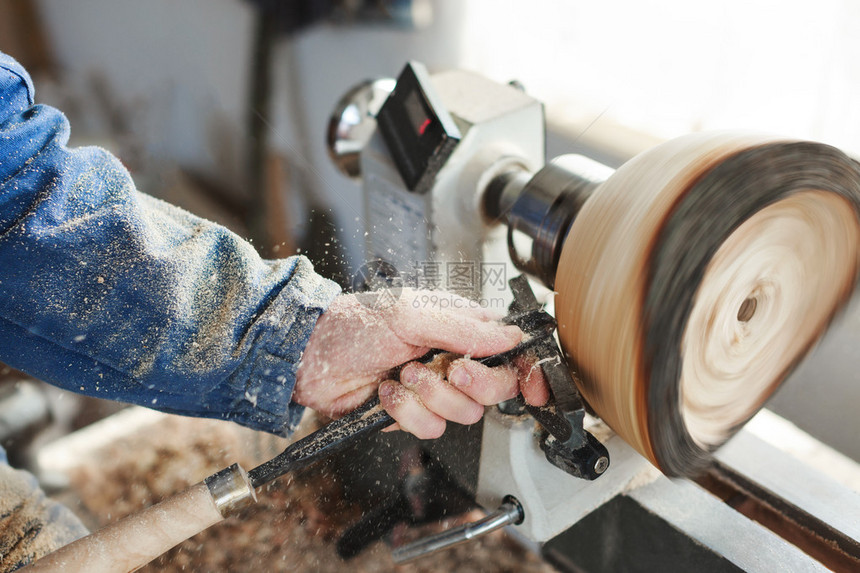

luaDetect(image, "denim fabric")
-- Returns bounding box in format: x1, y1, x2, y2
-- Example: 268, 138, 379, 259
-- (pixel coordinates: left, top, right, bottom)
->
0, 52, 341, 437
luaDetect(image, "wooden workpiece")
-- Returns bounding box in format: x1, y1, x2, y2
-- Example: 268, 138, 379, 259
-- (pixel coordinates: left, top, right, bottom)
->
556, 132, 860, 476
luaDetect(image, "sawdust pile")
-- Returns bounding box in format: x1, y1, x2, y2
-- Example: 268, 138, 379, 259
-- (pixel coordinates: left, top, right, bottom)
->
60, 411, 555, 572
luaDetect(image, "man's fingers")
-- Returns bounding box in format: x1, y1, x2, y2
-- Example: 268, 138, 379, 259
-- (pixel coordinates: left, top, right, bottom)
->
293, 374, 379, 417
399, 291, 502, 322
382, 422, 401, 433
515, 354, 550, 406
400, 363, 484, 426
323, 384, 380, 417
466, 304, 505, 322
446, 358, 519, 405
378, 380, 446, 440
397, 310, 523, 357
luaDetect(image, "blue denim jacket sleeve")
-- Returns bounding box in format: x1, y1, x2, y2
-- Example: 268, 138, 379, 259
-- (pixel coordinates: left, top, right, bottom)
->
0, 53, 341, 436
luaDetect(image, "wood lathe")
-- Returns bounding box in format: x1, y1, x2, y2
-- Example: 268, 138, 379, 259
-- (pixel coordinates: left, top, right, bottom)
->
26, 61, 860, 572
325, 62, 860, 570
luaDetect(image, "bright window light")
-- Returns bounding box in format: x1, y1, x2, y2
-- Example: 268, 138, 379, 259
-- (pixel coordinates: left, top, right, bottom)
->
460, 0, 860, 155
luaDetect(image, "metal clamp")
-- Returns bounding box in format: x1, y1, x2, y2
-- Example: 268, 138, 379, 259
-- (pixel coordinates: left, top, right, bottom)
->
501, 275, 611, 480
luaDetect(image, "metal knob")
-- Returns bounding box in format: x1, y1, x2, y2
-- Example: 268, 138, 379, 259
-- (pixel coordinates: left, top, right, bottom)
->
326, 78, 395, 179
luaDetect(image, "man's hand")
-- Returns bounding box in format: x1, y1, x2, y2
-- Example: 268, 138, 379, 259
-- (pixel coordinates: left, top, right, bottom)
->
294, 290, 549, 439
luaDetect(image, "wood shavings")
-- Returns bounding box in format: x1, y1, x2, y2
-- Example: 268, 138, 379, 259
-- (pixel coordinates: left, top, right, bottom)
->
56, 410, 555, 572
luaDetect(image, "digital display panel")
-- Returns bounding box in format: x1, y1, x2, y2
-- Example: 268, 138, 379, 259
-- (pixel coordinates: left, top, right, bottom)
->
404, 90, 432, 136
376, 62, 461, 193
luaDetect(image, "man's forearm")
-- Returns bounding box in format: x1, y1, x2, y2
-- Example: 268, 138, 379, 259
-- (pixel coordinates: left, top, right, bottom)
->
0, 52, 340, 436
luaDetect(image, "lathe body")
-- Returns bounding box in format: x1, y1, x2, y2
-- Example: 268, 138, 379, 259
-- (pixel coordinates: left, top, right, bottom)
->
327, 63, 860, 571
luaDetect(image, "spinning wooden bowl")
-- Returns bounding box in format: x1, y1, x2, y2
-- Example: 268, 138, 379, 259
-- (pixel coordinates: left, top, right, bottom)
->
555, 132, 860, 477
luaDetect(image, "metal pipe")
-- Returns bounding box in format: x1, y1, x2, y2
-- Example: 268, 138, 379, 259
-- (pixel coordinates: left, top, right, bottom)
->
391, 496, 525, 564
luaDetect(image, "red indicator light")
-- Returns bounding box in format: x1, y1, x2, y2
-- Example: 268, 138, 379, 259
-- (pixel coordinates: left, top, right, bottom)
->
418, 118, 432, 135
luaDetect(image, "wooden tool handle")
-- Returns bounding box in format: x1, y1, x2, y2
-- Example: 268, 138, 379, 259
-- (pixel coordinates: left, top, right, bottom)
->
24, 482, 224, 573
